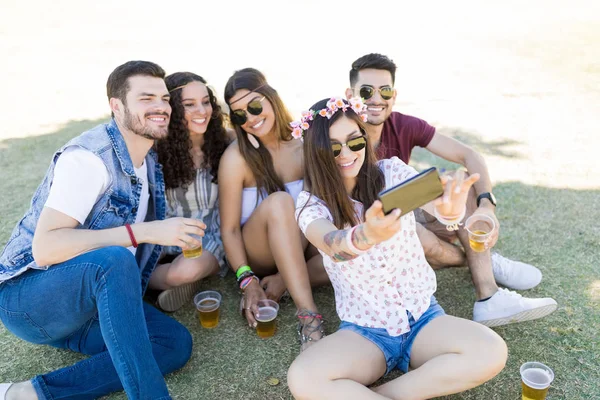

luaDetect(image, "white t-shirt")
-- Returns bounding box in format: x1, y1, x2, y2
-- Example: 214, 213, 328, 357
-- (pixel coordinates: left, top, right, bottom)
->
45, 146, 149, 255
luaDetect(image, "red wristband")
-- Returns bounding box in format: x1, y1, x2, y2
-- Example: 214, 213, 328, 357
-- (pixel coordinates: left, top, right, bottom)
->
125, 224, 138, 248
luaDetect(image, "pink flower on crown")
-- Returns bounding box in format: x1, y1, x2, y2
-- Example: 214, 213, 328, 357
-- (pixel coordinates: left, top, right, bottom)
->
349, 97, 366, 114
291, 127, 303, 139
290, 96, 369, 140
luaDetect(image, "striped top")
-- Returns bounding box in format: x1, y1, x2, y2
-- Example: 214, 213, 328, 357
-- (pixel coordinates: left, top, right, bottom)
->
163, 168, 227, 275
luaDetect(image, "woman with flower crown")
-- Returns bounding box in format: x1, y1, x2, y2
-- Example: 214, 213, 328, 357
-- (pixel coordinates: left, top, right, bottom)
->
219, 68, 327, 350
287, 97, 507, 399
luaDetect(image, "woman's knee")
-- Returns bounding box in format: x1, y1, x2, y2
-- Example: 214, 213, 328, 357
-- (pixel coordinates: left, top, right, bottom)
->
467, 328, 508, 382
287, 357, 324, 399
264, 192, 295, 216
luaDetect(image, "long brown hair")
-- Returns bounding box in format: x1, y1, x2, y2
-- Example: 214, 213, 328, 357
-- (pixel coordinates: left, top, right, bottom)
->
224, 68, 294, 197
157, 72, 229, 188
301, 98, 385, 228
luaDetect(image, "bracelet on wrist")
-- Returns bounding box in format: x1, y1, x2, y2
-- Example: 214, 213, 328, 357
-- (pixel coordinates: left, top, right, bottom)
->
433, 207, 466, 231
125, 224, 138, 248
345, 225, 370, 255
236, 265, 252, 279
240, 275, 259, 291
236, 270, 256, 284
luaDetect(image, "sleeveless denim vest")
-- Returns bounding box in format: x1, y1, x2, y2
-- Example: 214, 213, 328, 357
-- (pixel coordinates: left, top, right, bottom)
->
0, 119, 166, 293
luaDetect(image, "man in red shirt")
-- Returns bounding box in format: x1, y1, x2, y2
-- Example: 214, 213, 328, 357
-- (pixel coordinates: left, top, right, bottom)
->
346, 53, 557, 327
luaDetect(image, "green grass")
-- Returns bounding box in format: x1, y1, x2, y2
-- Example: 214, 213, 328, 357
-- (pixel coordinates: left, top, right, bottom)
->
1, 120, 598, 399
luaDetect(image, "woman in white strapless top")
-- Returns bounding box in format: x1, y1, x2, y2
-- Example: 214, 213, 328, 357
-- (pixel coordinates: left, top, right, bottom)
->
219, 68, 328, 351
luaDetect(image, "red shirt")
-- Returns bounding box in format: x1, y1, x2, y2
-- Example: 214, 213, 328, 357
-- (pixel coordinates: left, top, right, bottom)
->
375, 112, 436, 163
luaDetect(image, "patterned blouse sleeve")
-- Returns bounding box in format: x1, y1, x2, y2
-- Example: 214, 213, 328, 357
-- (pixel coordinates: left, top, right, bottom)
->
379, 156, 419, 189
295, 191, 333, 235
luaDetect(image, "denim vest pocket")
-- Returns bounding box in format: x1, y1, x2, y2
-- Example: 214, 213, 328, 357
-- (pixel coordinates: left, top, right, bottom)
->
0, 305, 52, 344
90, 194, 131, 229
3, 249, 34, 269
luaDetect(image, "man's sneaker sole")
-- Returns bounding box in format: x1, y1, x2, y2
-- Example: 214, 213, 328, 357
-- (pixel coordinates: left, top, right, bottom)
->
157, 280, 203, 312
476, 303, 558, 328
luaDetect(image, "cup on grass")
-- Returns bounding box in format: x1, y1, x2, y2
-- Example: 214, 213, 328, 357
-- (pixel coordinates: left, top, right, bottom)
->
520, 362, 554, 400
255, 299, 279, 338
464, 214, 495, 252
194, 291, 221, 329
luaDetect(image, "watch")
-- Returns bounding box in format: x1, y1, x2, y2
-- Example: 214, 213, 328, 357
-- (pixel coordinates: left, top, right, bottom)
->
477, 192, 497, 207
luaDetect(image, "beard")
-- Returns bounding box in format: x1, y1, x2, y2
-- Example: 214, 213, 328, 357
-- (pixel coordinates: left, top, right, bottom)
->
123, 106, 169, 140
366, 116, 386, 126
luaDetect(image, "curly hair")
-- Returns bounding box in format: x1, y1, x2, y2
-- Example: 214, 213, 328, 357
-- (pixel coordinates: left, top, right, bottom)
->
157, 72, 229, 189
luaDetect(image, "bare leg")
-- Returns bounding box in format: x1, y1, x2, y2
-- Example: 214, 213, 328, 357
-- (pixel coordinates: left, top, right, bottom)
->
373, 316, 507, 400
242, 192, 318, 313
455, 188, 498, 299
305, 244, 329, 286
287, 330, 390, 400
416, 223, 466, 269
421, 187, 498, 299
149, 252, 220, 290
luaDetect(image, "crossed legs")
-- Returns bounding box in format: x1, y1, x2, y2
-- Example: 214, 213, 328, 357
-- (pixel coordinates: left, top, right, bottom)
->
287, 315, 507, 400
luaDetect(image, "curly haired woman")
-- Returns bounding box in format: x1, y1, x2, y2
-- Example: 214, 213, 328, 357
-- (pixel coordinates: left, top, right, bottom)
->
151, 72, 233, 312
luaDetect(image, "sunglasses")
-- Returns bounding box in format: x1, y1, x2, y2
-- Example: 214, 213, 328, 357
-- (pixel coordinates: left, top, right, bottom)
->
331, 136, 367, 158
230, 96, 266, 125
359, 85, 394, 100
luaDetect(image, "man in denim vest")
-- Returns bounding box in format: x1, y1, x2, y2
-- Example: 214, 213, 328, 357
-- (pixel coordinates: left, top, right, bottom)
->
0, 61, 205, 400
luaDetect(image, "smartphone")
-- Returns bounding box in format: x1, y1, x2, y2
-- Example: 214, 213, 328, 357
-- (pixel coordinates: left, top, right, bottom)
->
378, 167, 443, 216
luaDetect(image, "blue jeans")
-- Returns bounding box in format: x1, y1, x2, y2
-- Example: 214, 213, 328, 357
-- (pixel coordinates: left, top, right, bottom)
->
339, 296, 445, 374
0, 246, 192, 400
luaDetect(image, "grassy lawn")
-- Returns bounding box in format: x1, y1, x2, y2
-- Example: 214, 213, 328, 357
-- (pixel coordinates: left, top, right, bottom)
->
0, 119, 597, 399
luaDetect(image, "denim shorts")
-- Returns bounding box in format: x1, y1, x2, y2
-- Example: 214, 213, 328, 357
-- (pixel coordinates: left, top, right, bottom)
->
338, 296, 445, 374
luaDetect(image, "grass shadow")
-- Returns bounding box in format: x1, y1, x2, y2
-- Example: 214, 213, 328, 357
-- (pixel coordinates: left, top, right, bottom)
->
0, 120, 598, 399
410, 127, 525, 173
0, 117, 109, 247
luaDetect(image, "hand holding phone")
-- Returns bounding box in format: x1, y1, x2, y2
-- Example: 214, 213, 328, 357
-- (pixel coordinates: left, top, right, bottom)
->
378, 167, 444, 216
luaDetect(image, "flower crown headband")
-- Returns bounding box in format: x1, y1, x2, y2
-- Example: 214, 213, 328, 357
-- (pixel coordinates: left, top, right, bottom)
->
290, 97, 368, 140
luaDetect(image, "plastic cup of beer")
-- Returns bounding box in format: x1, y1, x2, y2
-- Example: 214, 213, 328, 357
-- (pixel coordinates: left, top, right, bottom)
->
464, 214, 495, 252
256, 299, 279, 338
183, 234, 203, 259
520, 362, 554, 400
194, 291, 221, 329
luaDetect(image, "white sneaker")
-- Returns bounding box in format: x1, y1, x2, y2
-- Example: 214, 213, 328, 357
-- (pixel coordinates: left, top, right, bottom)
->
473, 288, 558, 327
0, 383, 13, 400
491, 253, 542, 290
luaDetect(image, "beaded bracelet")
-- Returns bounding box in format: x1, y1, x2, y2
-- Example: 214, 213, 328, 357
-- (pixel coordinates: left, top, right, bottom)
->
433, 207, 466, 231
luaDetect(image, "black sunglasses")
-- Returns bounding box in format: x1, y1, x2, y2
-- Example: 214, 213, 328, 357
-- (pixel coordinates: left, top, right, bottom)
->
359, 85, 394, 100
230, 96, 266, 125
331, 136, 367, 158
